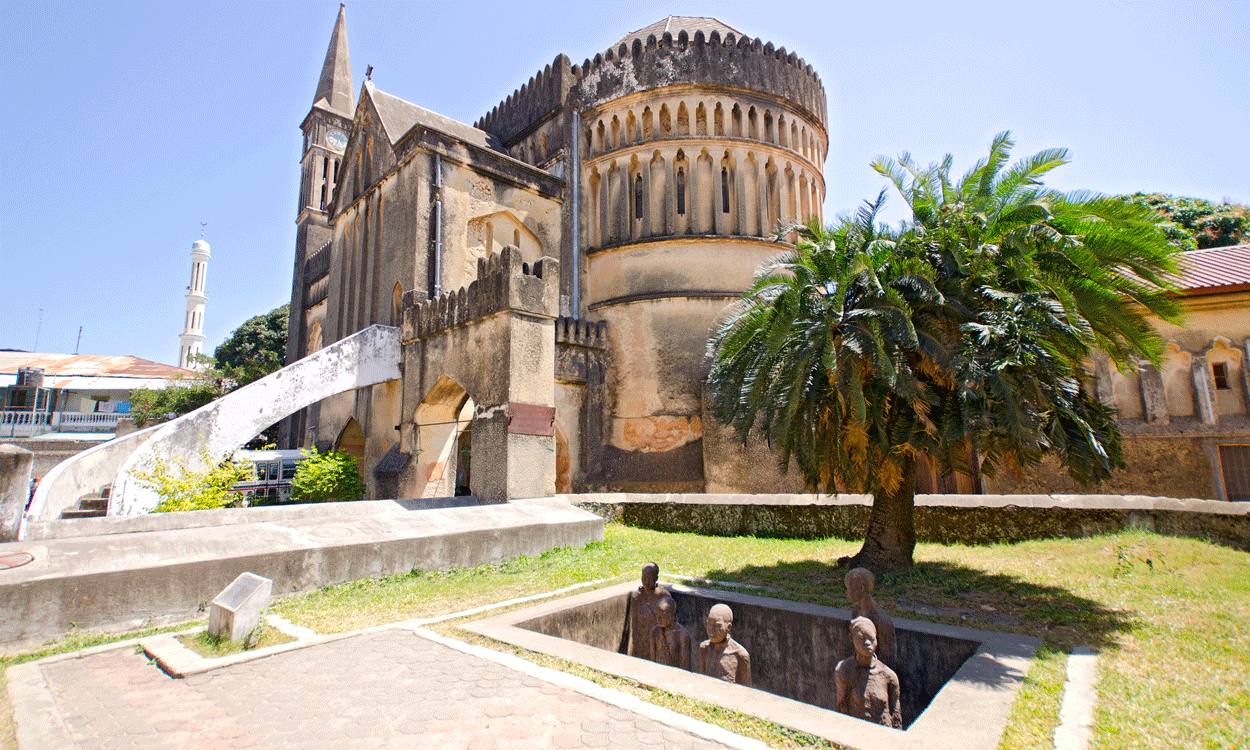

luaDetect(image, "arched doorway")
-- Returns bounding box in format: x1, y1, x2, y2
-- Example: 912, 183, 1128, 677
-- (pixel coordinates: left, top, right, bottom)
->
413, 375, 475, 498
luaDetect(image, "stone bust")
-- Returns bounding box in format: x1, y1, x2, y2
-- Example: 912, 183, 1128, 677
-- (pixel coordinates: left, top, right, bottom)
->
629, 562, 670, 661
845, 567, 897, 670
835, 616, 902, 729
699, 603, 751, 686
649, 594, 690, 670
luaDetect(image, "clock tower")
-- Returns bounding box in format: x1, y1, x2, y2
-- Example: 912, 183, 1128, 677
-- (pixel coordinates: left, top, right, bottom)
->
282, 3, 354, 447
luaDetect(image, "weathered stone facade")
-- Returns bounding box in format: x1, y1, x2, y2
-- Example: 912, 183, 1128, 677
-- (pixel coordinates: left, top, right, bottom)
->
283, 12, 828, 500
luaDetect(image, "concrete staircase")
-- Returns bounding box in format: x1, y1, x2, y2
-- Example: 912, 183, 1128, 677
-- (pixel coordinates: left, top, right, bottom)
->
61, 489, 109, 520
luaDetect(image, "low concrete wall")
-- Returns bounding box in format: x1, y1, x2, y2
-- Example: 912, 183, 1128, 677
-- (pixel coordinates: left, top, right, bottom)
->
565, 493, 1250, 551
469, 581, 1038, 750
517, 584, 980, 728
0, 498, 604, 649
1, 444, 34, 541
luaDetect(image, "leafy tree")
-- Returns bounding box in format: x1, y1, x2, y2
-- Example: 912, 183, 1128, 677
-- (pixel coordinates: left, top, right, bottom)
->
709, 132, 1183, 573
134, 448, 254, 513
128, 305, 288, 435
289, 449, 366, 503
1119, 193, 1249, 250
214, 303, 290, 388
129, 374, 222, 427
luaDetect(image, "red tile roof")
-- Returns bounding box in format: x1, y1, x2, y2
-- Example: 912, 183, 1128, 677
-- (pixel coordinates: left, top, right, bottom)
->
1173, 244, 1250, 294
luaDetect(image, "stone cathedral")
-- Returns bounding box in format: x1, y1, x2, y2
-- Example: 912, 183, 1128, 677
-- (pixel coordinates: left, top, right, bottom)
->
282, 7, 829, 499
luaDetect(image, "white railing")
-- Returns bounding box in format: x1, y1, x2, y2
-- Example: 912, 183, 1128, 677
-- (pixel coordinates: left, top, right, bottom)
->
1, 410, 126, 437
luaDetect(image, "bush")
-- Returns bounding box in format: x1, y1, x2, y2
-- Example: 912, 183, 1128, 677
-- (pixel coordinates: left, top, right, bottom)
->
290, 449, 366, 503
133, 449, 254, 513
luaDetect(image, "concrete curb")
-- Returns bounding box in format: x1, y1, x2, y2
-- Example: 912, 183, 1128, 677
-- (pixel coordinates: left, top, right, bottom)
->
1053, 646, 1099, 750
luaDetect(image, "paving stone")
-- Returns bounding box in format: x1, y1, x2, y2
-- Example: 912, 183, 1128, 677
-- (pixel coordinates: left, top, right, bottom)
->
18, 629, 738, 750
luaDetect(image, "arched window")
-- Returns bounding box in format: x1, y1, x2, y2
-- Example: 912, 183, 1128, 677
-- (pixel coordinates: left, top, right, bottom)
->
676, 168, 686, 215
721, 168, 730, 214
634, 174, 644, 219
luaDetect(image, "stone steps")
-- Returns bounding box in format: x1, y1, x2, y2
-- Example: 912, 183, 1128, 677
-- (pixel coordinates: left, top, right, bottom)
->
60, 491, 109, 520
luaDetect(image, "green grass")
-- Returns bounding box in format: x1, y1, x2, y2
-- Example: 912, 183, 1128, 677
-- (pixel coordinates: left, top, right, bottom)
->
176, 625, 295, 658
268, 525, 1249, 750
3, 527, 1247, 749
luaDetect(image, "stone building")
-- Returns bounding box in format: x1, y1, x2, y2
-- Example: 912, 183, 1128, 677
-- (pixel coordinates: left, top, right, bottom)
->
986, 243, 1250, 501
281, 9, 1248, 503
282, 9, 827, 499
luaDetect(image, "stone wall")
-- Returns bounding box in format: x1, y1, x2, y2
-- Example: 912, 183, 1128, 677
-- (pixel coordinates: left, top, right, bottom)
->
569, 493, 1250, 551
983, 435, 1217, 498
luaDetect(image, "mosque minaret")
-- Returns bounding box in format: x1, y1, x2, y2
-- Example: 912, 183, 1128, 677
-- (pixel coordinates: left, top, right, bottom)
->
178, 229, 211, 370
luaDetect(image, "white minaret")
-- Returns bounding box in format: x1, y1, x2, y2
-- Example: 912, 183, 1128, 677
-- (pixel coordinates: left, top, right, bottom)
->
178, 227, 211, 370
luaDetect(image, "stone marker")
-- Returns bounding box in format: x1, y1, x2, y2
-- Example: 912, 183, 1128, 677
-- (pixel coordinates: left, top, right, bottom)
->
845, 567, 897, 670
649, 594, 690, 670
699, 603, 751, 686
835, 616, 902, 728
1, 444, 35, 542
628, 562, 670, 660
209, 572, 273, 642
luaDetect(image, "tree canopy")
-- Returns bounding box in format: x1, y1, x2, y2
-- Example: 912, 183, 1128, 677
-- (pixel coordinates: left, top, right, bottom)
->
214, 303, 290, 388
708, 132, 1184, 572
1118, 193, 1249, 250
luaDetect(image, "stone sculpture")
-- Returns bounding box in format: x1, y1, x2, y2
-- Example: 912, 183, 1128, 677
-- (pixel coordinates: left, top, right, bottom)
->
835, 616, 902, 729
629, 562, 671, 661
649, 595, 690, 670
699, 603, 751, 686
845, 567, 897, 670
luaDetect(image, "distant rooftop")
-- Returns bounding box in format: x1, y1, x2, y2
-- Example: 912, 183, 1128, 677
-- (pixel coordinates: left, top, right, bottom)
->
615, 16, 743, 49
0, 353, 196, 390
1173, 244, 1250, 294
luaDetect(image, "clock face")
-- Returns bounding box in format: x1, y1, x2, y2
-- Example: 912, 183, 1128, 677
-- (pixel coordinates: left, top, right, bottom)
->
326, 129, 348, 151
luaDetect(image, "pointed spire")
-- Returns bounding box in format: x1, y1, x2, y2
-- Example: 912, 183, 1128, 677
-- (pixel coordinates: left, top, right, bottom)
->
313, 4, 354, 116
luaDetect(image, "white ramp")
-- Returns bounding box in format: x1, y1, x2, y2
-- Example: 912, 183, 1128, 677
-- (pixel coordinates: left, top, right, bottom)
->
111, 325, 401, 515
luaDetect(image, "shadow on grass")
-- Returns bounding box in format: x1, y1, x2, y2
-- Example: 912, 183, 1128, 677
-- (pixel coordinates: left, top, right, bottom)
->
701, 558, 1140, 653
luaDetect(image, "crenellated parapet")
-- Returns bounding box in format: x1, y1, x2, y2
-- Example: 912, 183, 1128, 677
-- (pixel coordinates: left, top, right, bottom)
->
571, 30, 826, 130
555, 316, 606, 349
475, 54, 576, 144
403, 246, 559, 341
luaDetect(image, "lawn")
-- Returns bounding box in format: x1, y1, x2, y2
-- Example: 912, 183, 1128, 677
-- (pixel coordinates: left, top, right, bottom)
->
3, 526, 1247, 749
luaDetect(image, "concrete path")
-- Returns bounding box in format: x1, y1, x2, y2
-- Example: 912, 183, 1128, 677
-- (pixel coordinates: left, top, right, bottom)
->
9, 625, 761, 750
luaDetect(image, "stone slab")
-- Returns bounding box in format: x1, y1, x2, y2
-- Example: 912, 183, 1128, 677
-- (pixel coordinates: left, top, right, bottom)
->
465, 581, 1039, 750
208, 572, 273, 642
0, 497, 603, 649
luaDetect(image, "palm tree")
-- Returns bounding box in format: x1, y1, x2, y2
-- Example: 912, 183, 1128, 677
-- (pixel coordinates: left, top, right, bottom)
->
708, 132, 1183, 573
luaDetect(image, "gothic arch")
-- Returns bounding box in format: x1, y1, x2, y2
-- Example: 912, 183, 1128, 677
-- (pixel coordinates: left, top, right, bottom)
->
412, 375, 474, 499
334, 417, 367, 478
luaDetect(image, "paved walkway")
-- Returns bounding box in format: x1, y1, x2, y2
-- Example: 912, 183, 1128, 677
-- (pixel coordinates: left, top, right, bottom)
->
11, 626, 757, 750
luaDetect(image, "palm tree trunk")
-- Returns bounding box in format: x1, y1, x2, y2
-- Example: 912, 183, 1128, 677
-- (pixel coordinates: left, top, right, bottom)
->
846, 456, 917, 574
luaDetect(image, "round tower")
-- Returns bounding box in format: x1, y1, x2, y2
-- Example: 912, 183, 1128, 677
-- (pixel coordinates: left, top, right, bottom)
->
178, 236, 211, 370
572, 19, 828, 490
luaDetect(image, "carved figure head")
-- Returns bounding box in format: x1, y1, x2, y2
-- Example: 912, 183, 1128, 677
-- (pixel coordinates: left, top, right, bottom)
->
850, 616, 878, 661
845, 567, 875, 605
641, 562, 660, 593
706, 603, 733, 644
656, 595, 676, 628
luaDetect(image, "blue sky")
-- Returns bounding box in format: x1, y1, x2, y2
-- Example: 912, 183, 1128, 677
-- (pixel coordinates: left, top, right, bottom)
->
1, 0, 1247, 365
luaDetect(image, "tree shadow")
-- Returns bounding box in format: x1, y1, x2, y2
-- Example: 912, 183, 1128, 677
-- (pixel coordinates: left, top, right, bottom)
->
701, 558, 1140, 653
